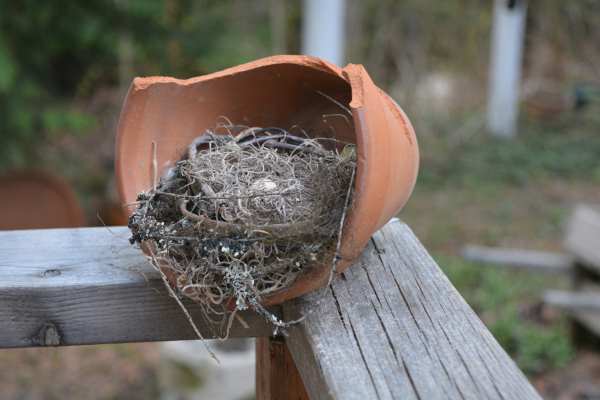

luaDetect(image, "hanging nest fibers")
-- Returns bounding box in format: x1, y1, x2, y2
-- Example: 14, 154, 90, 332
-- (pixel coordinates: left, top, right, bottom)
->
128, 121, 356, 336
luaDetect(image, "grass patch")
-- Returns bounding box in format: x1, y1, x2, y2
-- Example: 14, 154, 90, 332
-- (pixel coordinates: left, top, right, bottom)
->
399, 114, 600, 376
418, 117, 600, 188
436, 255, 574, 375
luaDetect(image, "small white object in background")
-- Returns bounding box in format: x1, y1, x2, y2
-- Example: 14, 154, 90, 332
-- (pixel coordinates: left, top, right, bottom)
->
159, 339, 255, 400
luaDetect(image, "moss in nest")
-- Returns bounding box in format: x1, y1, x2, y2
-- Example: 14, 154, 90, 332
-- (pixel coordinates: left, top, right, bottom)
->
129, 122, 355, 336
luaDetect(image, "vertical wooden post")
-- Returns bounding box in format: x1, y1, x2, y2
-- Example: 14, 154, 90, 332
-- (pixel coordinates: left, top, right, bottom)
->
269, 0, 287, 54
256, 337, 309, 400
487, 0, 528, 138
302, 0, 346, 66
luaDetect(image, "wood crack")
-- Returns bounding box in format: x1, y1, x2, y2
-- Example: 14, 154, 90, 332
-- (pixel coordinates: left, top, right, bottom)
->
329, 285, 349, 332
401, 358, 423, 400
348, 316, 382, 399
1, 223, 542, 399
370, 298, 401, 367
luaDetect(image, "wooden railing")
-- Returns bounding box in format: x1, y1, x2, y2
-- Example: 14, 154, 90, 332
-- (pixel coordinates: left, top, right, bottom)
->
463, 204, 600, 339
0, 220, 541, 399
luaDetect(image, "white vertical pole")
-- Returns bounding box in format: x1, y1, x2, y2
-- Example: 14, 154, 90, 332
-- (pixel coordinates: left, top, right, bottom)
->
302, 0, 346, 66
487, 0, 527, 138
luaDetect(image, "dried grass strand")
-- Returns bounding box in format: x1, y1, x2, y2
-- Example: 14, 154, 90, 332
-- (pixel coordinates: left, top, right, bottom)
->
128, 121, 356, 336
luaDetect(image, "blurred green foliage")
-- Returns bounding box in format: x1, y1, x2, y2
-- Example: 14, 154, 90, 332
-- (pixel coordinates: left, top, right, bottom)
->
0, 1, 132, 167
418, 113, 600, 188
0, 0, 273, 170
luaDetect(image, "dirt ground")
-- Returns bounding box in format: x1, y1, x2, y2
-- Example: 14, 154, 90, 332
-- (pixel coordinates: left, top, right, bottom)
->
0, 344, 160, 400
533, 352, 600, 399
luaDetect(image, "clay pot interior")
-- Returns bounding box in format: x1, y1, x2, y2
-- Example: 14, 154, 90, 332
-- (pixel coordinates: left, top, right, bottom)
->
117, 63, 354, 207
117, 56, 419, 305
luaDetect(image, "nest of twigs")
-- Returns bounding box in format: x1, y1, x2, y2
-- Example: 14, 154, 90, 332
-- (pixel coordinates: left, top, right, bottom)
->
128, 121, 355, 336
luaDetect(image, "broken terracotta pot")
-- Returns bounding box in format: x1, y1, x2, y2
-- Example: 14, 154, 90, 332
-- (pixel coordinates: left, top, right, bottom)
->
0, 170, 85, 230
116, 55, 419, 305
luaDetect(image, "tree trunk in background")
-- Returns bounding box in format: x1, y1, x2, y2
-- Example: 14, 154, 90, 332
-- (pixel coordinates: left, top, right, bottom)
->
116, 0, 134, 95
164, 0, 182, 71
270, 0, 287, 54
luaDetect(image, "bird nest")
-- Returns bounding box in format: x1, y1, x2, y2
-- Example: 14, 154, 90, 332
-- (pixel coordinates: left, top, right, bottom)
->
128, 121, 355, 336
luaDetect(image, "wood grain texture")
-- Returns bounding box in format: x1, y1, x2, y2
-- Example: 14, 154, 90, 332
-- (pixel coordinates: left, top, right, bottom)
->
256, 337, 310, 400
284, 220, 541, 400
0, 222, 540, 399
0, 227, 272, 347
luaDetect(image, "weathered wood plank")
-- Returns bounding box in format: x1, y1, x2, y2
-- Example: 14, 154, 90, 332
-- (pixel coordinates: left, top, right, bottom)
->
284, 220, 541, 400
546, 283, 600, 337
1, 222, 540, 399
0, 227, 272, 347
462, 245, 573, 274
544, 290, 600, 312
565, 204, 600, 274
564, 205, 600, 337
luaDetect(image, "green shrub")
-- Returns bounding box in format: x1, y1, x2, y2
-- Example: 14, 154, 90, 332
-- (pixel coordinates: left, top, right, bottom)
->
437, 255, 574, 375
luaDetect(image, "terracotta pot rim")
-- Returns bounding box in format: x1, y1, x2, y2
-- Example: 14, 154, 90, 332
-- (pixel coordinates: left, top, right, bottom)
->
115, 55, 348, 210
115, 54, 419, 306
126, 54, 343, 88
